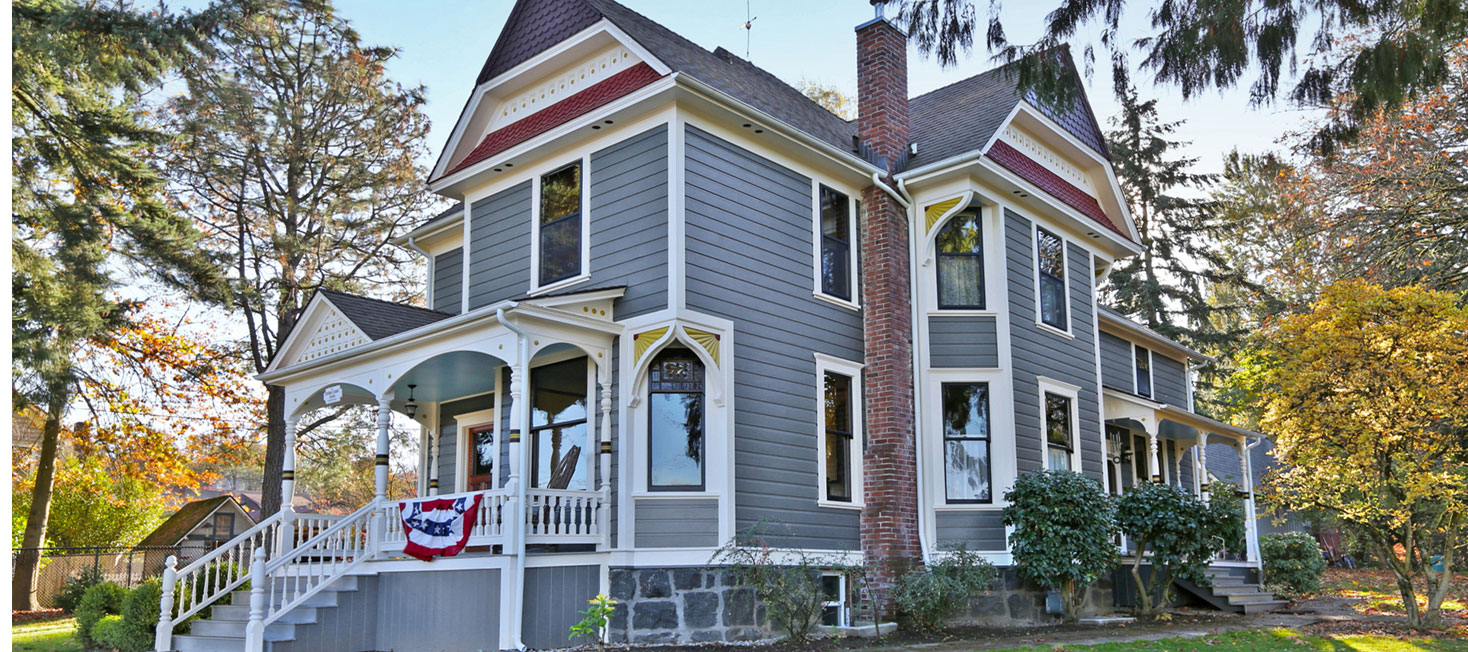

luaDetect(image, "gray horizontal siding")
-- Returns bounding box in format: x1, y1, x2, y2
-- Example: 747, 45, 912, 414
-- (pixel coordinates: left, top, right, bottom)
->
432, 247, 464, 314
1006, 210, 1103, 483
634, 498, 719, 548
1098, 331, 1133, 392
467, 181, 532, 311
929, 315, 999, 368
934, 511, 1006, 551
271, 576, 379, 652
438, 394, 496, 492
1153, 354, 1189, 407
589, 125, 668, 319
377, 570, 500, 652
523, 565, 600, 650
684, 125, 861, 551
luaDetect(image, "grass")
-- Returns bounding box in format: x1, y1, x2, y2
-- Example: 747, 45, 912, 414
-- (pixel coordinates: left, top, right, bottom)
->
986, 627, 1468, 652
1320, 569, 1468, 618
12, 616, 81, 652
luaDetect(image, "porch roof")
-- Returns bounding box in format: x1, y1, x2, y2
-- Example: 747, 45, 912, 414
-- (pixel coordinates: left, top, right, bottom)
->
1103, 387, 1264, 443
317, 289, 455, 340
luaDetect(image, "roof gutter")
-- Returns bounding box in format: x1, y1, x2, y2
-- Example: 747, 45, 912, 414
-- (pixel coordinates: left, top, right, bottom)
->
673, 73, 883, 178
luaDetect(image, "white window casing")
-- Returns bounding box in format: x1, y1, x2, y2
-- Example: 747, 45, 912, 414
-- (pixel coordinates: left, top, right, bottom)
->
814, 353, 865, 510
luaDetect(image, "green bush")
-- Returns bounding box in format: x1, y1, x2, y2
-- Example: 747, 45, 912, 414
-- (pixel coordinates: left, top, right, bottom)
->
112, 579, 163, 652
1003, 470, 1118, 622
178, 560, 246, 621
92, 615, 128, 650
892, 544, 997, 632
1261, 532, 1326, 597
75, 581, 127, 648
54, 564, 107, 613
710, 522, 851, 642
1117, 483, 1240, 618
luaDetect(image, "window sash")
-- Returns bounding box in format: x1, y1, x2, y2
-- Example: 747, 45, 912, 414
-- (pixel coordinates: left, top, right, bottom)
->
818, 185, 852, 300
1045, 392, 1073, 471
648, 391, 705, 490
1135, 348, 1152, 397
937, 252, 985, 309
1036, 229, 1068, 330
941, 382, 992, 503
538, 212, 582, 284
823, 371, 854, 502
648, 352, 706, 491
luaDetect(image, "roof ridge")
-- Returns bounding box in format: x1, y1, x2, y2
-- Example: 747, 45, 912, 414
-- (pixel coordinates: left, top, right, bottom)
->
318, 288, 452, 317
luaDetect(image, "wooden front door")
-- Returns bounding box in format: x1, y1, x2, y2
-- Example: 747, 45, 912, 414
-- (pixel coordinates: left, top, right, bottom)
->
466, 423, 496, 491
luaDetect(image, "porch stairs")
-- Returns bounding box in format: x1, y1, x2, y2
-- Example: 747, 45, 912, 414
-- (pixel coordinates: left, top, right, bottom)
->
172, 575, 360, 652
1175, 566, 1288, 614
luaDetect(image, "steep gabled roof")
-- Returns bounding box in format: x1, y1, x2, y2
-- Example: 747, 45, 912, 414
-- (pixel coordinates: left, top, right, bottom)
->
137, 496, 241, 548
477, 0, 604, 84
317, 289, 454, 341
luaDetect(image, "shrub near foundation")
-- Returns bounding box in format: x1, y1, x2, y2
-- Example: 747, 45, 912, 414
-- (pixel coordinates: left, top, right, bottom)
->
75, 581, 126, 648
1261, 532, 1327, 597
892, 544, 997, 632
1003, 470, 1118, 622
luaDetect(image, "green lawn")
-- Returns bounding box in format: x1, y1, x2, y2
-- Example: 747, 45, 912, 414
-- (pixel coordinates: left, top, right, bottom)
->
12, 617, 81, 652
987, 628, 1468, 652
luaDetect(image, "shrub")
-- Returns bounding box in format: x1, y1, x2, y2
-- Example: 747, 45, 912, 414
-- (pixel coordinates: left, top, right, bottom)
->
113, 579, 163, 652
92, 615, 128, 650
1003, 470, 1118, 622
54, 564, 107, 613
710, 522, 852, 642
1117, 483, 1239, 619
75, 581, 127, 648
892, 544, 997, 632
1261, 532, 1326, 597
177, 560, 246, 621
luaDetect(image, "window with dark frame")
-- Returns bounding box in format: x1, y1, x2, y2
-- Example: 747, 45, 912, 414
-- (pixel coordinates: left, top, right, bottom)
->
648, 349, 705, 491
538, 162, 582, 285
211, 513, 234, 541
823, 371, 853, 502
531, 358, 589, 490
1045, 392, 1074, 471
819, 185, 852, 300
941, 382, 992, 503
1134, 346, 1153, 398
1036, 227, 1068, 330
936, 213, 985, 309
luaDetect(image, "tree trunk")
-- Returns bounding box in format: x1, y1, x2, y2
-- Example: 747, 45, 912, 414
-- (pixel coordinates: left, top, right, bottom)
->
1061, 577, 1081, 623
1130, 541, 1154, 618
259, 385, 286, 518
13, 395, 68, 611
1421, 544, 1453, 630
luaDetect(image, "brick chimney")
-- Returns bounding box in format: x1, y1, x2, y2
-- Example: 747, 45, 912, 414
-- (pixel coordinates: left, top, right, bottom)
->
856, 0, 919, 618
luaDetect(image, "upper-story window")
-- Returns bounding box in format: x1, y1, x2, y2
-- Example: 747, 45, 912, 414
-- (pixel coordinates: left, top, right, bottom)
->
648, 348, 705, 491
941, 382, 991, 503
1044, 392, 1074, 471
817, 185, 856, 303
1134, 346, 1153, 398
538, 162, 583, 286
531, 357, 589, 490
936, 213, 985, 309
1036, 227, 1068, 331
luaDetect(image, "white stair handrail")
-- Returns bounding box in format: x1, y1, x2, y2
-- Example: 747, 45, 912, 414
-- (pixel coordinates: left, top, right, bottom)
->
257, 498, 381, 629
155, 510, 286, 651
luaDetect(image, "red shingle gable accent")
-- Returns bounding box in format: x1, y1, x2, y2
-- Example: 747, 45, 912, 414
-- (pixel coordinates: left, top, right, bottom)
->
986, 140, 1130, 240
443, 63, 664, 179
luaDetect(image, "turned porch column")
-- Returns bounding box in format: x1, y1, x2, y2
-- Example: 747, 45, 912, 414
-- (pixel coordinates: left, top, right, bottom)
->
1145, 421, 1162, 483
371, 398, 391, 553
279, 416, 298, 554
598, 380, 612, 549
1197, 433, 1210, 503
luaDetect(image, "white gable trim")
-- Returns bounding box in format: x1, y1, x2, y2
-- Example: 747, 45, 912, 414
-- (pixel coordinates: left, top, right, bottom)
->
265, 294, 372, 374
1007, 103, 1140, 243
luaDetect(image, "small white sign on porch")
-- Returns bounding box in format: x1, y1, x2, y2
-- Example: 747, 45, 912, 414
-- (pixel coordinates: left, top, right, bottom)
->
322, 385, 343, 405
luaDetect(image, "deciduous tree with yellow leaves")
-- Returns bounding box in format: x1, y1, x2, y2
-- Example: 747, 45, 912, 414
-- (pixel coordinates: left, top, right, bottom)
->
1243, 281, 1468, 629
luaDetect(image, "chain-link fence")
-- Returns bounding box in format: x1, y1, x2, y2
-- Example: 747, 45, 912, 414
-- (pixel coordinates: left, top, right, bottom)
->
12, 546, 183, 609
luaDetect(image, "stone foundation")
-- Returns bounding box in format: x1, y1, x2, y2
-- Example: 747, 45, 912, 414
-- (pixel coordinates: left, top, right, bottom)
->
607, 567, 773, 645
957, 568, 1116, 626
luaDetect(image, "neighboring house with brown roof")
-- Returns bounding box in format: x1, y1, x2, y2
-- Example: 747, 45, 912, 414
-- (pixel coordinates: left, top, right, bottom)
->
166, 2, 1280, 650
136, 496, 254, 570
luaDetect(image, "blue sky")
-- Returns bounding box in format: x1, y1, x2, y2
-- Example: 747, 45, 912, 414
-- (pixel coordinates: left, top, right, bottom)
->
337, 0, 1319, 178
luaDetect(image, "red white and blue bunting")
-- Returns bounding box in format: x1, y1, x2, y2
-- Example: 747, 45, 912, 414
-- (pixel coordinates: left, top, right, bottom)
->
399, 495, 481, 562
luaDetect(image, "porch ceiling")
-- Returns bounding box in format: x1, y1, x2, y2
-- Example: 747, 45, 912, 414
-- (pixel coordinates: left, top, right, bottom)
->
393, 350, 502, 404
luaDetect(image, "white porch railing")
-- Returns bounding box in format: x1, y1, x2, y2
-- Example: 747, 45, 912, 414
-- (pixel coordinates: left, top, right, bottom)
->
380, 489, 511, 552
526, 488, 602, 544
154, 511, 285, 650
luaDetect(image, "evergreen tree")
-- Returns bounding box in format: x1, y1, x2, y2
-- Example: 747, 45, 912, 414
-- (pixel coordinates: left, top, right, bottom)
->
1102, 85, 1255, 354
10, 0, 226, 609
164, 0, 434, 518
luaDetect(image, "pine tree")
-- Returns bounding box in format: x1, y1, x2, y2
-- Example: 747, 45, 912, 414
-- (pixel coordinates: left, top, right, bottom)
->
11, 0, 226, 609
164, 0, 435, 519
1102, 84, 1255, 354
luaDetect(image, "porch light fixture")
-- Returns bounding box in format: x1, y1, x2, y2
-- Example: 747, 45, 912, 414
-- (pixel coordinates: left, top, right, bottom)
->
405, 385, 418, 419
1106, 434, 1131, 465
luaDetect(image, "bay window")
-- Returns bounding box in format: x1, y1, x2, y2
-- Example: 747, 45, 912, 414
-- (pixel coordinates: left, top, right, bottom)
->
941, 382, 992, 503
647, 349, 705, 491
936, 213, 985, 309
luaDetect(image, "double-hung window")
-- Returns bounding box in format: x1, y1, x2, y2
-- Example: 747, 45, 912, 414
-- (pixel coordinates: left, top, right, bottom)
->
531, 358, 589, 490
1044, 392, 1074, 471
647, 349, 705, 491
941, 382, 992, 503
823, 371, 854, 503
538, 162, 583, 286
936, 213, 985, 309
1036, 227, 1068, 330
818, 185, 854, 302
1134, 346, 1153, 398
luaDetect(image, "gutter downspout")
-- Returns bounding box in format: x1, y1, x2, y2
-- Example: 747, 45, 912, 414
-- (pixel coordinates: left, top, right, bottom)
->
1243, 435, 1264, 572
878, 174, 931, 563
496, 306, 530, 652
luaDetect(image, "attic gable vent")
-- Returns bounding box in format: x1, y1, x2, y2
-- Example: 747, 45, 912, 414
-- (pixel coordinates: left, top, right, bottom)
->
485, 45, 641, 135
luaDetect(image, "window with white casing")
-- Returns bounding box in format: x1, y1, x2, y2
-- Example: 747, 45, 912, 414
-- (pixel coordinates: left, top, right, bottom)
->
647, 347, 706, 492
1035, 226, 1069, 332
820, 573, 848, 627
941, 382, 992, 503
533, 159, 588, 291
815, 184, 858, 305
1040, 378, 1082, 473
935, 212, 986, 310
1134, 345, 1153, 398
815, 354, 864, 507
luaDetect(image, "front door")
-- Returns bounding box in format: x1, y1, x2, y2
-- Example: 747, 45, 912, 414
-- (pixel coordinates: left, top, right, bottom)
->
466, 423, 496, 491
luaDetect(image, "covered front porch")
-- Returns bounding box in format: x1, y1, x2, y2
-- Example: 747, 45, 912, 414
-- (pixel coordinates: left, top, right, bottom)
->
1103, 389, 1266, 569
